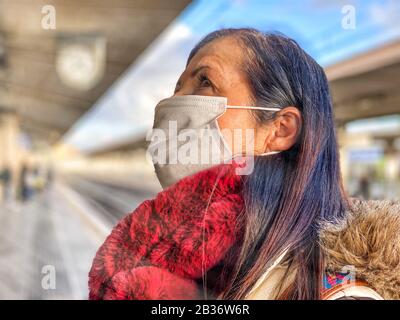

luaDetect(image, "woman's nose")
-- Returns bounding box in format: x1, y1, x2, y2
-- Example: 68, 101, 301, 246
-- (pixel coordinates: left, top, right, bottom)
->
172, 81, 196, 97
172, 90, 191, 97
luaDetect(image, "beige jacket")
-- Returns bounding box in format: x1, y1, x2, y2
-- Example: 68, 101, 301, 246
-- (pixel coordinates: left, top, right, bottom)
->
245, 199, 400, 300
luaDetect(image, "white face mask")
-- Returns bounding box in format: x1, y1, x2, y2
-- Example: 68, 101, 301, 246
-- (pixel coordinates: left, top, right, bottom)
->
147, 95, 281, 189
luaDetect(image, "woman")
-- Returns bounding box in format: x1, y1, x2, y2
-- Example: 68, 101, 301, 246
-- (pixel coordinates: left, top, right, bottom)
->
89, 28, 400, 300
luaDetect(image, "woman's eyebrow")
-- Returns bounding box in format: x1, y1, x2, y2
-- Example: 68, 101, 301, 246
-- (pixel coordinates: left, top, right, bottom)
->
190, 65, 211, 77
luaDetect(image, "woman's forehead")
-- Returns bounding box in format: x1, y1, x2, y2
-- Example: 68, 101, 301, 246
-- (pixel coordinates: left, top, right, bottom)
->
187, 37, 245, 73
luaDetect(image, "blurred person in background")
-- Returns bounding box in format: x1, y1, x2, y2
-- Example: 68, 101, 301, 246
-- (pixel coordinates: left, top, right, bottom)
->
89, 28, 400, 300
0, 166, 11, 203
358, 174, 371, 200
18, 164, 31, 202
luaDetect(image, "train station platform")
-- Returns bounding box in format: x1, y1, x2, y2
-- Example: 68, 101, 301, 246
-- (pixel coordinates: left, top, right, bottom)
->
0, 177, 156, 300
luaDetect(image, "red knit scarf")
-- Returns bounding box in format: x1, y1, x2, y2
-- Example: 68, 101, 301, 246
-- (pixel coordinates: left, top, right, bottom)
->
88, 161, 245, 300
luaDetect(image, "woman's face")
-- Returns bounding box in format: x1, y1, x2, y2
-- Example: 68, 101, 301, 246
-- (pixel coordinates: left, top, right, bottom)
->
173, 36, 301, 155
173, 36, 268, 155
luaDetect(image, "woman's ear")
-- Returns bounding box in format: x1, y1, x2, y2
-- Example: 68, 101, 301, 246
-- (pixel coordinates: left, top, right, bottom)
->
264, 106, 302, 152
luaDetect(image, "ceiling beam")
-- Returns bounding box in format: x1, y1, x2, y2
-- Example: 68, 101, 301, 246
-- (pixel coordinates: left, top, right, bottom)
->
325, 40, 400, 81
334, 92, 400, 123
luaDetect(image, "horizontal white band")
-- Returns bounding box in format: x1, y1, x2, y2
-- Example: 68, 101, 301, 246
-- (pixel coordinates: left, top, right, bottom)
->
227, 106, 281, 111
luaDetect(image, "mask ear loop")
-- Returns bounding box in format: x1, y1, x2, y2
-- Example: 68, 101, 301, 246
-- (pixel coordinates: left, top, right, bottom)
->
221, 105, 282, 160
226, 105, 281, 112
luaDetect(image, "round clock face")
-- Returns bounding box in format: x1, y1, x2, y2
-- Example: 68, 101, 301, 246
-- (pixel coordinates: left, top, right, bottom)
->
56, 45, 98, 90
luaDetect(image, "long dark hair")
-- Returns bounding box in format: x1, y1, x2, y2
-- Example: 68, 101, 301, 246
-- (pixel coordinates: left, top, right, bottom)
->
187, 28, 349, 300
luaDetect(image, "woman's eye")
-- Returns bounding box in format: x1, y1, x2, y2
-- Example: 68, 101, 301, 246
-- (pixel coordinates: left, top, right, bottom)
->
198, 75, 212, 88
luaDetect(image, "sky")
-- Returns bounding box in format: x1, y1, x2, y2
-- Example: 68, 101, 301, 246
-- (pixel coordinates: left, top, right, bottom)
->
62, 0, 400, 153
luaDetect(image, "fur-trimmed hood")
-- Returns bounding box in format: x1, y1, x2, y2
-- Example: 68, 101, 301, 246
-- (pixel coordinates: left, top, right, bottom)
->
320, 198, 400, 300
